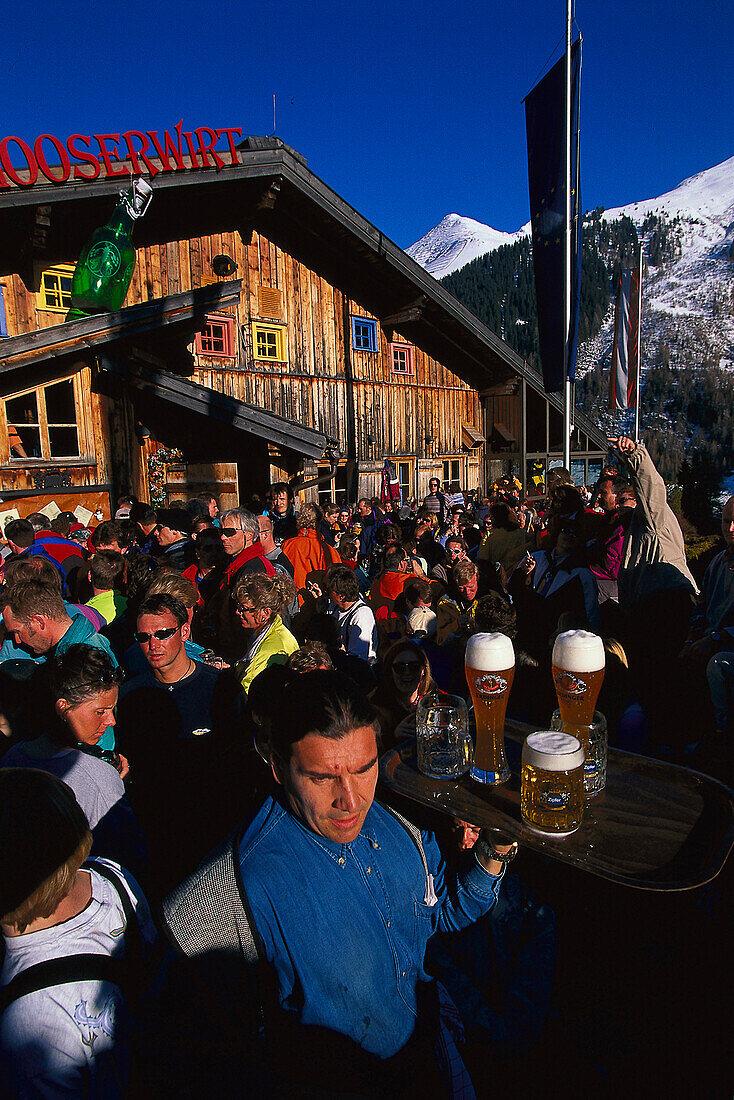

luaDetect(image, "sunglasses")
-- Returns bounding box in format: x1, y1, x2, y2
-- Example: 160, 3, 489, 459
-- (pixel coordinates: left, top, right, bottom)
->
134, 627, 180, 644
236, 604, 257, 617
393, 661, 421, 673
220, 527, 240, 537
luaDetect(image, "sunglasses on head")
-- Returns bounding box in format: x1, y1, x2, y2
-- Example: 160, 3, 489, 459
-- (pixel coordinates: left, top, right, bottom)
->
134, 626, 180, 644
220, 527, 240, 537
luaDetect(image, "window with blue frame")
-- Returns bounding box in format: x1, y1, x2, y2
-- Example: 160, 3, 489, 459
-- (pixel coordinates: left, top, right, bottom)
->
351, 316, 378, 352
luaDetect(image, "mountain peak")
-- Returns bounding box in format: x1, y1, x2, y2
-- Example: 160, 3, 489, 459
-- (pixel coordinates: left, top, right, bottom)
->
406, 213, 526, 279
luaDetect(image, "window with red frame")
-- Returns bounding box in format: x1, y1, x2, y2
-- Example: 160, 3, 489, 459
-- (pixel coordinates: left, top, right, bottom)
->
196, 315, 235, 358
390, 342, 413, 374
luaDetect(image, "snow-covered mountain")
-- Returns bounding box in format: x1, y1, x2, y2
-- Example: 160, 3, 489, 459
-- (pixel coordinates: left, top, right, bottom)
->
406, 214, 527, 279
580, 155, 734, 383
408, 156, 734, 379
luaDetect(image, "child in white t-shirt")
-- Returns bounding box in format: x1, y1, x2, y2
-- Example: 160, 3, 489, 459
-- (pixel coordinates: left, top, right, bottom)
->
0, 769, 156, 1099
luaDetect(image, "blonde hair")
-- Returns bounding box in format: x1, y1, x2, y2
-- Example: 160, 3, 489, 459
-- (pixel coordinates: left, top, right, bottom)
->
235, 572, 296, 615
604, 637, 628, 669
147, 571, 199, 609
296, 503, 320, 531
0, 769, 92, 933
453, 559, 478, 586
4, 833, 92, 933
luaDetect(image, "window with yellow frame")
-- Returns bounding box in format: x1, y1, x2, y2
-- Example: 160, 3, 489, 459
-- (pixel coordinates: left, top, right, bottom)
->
252, 322, 287, 363
38, 264, 75, 314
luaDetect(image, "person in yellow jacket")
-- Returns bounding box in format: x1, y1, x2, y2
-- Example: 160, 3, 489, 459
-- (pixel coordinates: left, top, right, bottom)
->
234, 573, 299, 693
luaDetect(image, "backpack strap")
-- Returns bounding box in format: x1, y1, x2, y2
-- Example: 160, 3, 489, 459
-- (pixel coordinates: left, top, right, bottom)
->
0, 860, 148, 1016
382, 804, 437, 906
0, 954, 127, 1015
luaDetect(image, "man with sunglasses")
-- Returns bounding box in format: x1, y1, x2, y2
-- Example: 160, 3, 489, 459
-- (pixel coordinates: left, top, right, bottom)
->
198, 508, 275, 664
116, 594, 244, 896
429, 536, 469, 592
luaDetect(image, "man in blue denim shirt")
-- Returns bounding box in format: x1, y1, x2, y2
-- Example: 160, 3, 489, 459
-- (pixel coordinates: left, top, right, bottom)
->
232, 670, 514, 1095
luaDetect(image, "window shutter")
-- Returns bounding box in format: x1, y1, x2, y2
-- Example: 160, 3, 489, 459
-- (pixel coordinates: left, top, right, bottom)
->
258, 286, 283, 319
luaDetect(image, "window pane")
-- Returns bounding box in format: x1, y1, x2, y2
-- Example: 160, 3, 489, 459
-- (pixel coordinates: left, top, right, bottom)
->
12, 425, 42, 458
6, 391, 39, 426
570, 459, 586, 486
45, 380, 76, 424
48, 425, 80, 457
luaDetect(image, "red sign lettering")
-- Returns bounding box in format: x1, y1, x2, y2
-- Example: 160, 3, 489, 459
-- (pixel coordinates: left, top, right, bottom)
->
0, 125, 243, 190
0, 137, 38, 187
34, 135, 71, 184
67, 135, 101, 181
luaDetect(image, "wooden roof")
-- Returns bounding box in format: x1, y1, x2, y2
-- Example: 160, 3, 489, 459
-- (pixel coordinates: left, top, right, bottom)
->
0, 137, 607, 451
0, 282, 241, 379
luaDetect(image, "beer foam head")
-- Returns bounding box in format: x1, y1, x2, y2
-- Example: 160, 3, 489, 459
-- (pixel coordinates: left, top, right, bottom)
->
465, 632, 514, 671
552, 630, 605, 673
523, 730, 585, 771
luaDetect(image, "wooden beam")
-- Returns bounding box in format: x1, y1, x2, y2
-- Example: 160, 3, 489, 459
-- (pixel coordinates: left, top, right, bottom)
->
98, 357, 339, 462
380, 295, 429, 327
0, 282, 241, 378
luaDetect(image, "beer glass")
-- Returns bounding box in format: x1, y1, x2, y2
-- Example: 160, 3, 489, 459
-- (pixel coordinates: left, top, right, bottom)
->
551, 630, 605, 728
465, 633, 515, 784
521, 731, 585, 835
551, 709, 608, 796
416, 693, 472, 779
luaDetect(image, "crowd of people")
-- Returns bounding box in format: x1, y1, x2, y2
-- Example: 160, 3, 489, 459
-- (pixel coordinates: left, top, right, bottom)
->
0, 439, 731, 1097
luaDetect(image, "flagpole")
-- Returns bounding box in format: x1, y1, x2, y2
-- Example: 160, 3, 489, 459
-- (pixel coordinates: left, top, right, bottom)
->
634, 242, 643, 442
563, 0, 572, 470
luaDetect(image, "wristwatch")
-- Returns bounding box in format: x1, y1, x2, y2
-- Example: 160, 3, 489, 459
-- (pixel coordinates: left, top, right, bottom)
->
475, 829, 519, 865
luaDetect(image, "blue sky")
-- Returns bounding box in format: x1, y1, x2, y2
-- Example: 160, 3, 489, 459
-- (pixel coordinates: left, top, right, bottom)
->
3, 0, 732, 248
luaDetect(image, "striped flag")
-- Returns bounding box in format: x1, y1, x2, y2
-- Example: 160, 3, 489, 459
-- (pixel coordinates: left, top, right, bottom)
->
609, 266, 640, 409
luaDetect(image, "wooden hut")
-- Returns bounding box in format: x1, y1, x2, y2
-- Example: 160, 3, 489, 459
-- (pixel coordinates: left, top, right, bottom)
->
0, 129, 606, 518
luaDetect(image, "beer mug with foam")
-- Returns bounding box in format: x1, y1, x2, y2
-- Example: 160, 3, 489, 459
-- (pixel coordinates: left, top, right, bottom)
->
521, 730, 585, 835
465, 632, 515, 784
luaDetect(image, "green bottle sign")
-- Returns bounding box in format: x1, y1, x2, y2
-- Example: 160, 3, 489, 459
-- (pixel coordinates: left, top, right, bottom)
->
66, 178, 153, 321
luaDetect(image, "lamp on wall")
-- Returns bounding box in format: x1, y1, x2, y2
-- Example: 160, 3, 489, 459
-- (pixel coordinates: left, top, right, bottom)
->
211, 254, 237, 278
366, 433, 377, 445
424, 434, 434, 446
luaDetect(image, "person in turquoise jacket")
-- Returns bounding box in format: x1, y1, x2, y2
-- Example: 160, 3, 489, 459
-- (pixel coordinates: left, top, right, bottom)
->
2, 581, 118, 754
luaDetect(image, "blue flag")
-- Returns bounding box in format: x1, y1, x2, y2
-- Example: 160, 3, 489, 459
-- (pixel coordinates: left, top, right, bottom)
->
525, 39, 582, 394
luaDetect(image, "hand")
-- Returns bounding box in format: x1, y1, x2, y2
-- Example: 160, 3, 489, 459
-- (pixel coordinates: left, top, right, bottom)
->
475, 828, 518, 875
115, 753, 130, 780
410, 559, 426, 577
607, 436, 636, 454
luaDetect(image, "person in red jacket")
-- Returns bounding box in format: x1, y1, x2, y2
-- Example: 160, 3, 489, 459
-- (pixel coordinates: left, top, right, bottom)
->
197, 508, 275, 663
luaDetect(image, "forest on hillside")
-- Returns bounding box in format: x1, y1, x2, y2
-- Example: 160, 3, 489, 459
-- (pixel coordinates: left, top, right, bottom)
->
441, 211, 731, 531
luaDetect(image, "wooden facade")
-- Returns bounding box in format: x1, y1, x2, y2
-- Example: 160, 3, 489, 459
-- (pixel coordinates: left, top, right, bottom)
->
0, 134, 606, 517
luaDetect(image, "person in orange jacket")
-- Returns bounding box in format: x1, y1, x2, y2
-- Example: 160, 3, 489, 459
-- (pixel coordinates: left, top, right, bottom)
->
282, 503, 341, 593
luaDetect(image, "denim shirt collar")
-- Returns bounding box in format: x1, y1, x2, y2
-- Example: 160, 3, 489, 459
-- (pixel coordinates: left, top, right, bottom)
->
278, 795, 378, 866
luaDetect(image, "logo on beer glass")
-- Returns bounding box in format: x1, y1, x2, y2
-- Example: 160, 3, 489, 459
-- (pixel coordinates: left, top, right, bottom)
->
554, 670, 587, 699
474, 673, 508, 697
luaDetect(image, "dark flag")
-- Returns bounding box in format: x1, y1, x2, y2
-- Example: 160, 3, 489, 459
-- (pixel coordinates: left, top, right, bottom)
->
524, 39, 582, 393
609, 266, 640, 410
